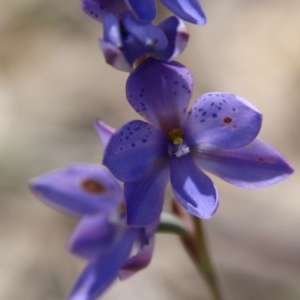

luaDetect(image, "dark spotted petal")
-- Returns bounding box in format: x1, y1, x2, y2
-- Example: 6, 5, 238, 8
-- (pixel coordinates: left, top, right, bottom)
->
126, 58, 193, 131
81, 0, 127, 22
103, 120, 167, 182
184, 92, 262, 150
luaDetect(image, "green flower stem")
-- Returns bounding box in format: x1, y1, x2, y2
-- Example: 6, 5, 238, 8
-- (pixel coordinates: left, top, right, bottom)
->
193, 217, 223, 300
158, 208, 222, 300
158, 212, 189, 236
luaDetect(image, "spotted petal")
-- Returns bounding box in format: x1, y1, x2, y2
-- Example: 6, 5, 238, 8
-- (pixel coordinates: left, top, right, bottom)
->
161, 0, 206, 25
69, 228, 137, 300
126, 58, 193, 131
68, 215, 121, 260
81, 0, 127, 23
124, 161, 169, 226
30, 164, 122, 216
103, 120, 167, 182
184, 92, 262, 150
170, 155, 218, 219
195, 139, 294, 188
126, 0, 156, 22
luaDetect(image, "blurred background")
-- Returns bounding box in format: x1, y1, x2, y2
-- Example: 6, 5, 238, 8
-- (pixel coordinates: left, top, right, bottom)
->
0, 0, 299, 299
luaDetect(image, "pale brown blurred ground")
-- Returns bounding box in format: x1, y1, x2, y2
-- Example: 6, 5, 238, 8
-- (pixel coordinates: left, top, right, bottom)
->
0, 1, 300, 299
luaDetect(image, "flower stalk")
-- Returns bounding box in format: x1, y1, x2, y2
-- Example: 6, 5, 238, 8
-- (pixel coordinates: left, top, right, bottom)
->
193, 217, 223, 300
172, 200, 222, 300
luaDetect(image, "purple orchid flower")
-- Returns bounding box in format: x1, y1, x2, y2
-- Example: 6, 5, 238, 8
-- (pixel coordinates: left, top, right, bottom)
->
30, 164, 155, 300
82, 0, 206, 25
102, 58, 294, 227
100, 12, 189, 71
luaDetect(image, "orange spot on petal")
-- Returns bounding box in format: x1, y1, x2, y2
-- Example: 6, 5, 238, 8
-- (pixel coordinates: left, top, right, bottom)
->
223, 116, 232, 124
81, 179, 105, 194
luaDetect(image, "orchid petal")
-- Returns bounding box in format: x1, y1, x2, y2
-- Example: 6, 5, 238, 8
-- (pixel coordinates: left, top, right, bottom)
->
126, 58, 193, 131
119, 234, 155, 280
157, 16, 189, 61
170, 155, 218, 219
124, 162, 169, 226
69, 228, 137, 300
122, 12, 167, 51
161, 0, 206, 25
99, 39, 133, 72
103, 120, 166, 182
94, 120, 115, 148
100, 13, 133, 71
195, 139, 294, 188
81, 0, 127, 23
68, 215, 120, 260
102, 13, 122, 47
126, 0, 156, 22
184, 92, 262, 150
30, 165, 122, 216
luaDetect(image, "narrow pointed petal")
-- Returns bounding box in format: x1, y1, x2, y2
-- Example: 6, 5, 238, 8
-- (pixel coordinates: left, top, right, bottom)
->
94, 120, 115, 148
126, 58, 193, 131
119, 234, 155, 280
124, 162, 169, 226
195, 139, 294, 188
68, 215, 120, 260
103, 120, 167, 182
157, 16, 189, 61
170, 155, 218, 219
81, 0, 127, 23
29, 165, 122, 216
126, 0, 156, 22
69, 228, 137, 300
161, 0, 206, 25
184, 92, 262, 150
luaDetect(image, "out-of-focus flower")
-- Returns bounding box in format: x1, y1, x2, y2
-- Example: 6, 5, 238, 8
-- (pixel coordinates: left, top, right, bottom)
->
102, 58, 294, 226
82, 0, 206, 25
30, 164, 155, 300
100, 12, 189, 71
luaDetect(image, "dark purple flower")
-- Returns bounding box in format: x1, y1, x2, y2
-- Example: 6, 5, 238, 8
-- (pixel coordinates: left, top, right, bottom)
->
30, 164, 155, 300
82, 0, 206, 25
100, 12, 189, 71
102, 58, 294, 226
